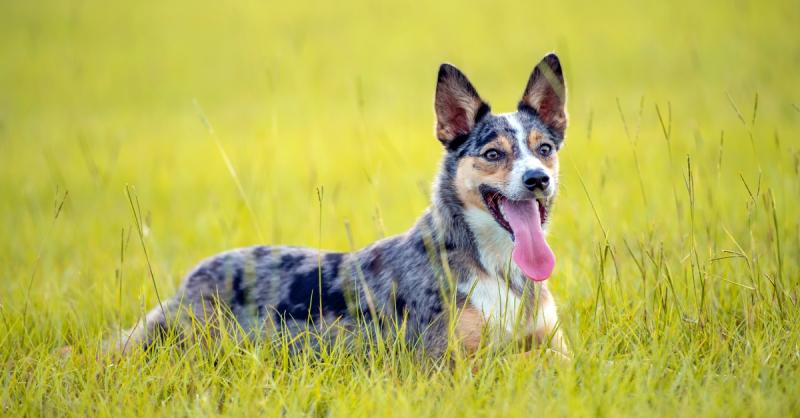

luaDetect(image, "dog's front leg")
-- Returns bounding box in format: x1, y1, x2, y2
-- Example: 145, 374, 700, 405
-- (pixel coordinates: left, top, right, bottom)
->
532, 287, 571, 360
542, 328, 570, 361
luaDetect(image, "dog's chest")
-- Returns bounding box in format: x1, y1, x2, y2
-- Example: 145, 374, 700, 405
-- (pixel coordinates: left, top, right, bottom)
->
459, 274, 561, 347
459, 276, 535, 339
459, 207, 557, 340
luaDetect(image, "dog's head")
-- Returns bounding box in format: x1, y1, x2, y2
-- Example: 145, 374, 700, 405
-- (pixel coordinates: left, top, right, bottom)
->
434, 54, 567, 280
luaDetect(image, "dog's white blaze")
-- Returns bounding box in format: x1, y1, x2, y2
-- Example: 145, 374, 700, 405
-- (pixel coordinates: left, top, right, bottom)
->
503, 112, 528, 152
501, 113, 550, 198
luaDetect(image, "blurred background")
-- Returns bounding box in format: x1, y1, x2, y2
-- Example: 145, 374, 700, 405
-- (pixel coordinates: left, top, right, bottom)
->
1, 0, 798, 354
2, 0, 800, 415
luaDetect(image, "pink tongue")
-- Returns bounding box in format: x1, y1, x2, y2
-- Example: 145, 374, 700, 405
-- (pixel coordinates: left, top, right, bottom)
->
500, 199, 555, 281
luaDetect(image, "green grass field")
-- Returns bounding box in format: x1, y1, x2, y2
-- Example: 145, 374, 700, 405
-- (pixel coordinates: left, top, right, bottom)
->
2, 0, 799, 416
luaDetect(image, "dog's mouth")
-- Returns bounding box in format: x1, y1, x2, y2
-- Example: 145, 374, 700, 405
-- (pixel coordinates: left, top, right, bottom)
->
479, 185, 555, 281
480, 186, 548, 236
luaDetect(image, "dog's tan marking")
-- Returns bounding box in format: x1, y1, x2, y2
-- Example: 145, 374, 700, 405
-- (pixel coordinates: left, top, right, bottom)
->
455, 135, 514, 209
456, 304, 486, 354
490, 134, 514, 154
527, 129, 544, 148
527, 128, 559, 170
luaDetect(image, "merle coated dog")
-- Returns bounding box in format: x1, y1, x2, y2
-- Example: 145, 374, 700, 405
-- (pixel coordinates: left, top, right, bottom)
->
110, 53, 570, 359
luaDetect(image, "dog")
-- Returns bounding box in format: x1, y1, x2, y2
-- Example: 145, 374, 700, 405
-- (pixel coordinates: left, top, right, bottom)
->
109, 53, 570, 360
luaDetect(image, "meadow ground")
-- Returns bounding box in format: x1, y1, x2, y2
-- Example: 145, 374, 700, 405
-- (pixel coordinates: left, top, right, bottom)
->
1, 0, 799, 416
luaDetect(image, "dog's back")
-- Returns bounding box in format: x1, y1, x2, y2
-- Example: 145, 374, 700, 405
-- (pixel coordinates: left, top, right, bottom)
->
112, 212, 455, 356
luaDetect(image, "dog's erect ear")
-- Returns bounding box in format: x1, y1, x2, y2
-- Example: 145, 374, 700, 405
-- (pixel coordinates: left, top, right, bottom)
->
435, 64, 490, 149
519, 53, 567, 138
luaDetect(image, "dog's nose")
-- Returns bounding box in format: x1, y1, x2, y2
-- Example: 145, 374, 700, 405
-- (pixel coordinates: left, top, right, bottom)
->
522, 169, 550, 191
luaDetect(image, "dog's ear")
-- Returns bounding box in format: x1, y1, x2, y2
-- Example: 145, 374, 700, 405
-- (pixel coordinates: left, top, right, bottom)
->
519, 53, 567, 138
435, 63, 490, 149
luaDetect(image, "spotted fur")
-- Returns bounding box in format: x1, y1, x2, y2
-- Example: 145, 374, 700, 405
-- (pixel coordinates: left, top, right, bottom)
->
110, 53, 570, 360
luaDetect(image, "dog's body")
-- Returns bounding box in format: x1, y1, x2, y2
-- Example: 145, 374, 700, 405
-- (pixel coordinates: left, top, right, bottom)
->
114, 54, 569, 359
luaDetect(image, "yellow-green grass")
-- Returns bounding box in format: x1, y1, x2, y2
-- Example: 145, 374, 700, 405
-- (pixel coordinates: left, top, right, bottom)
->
1, 0, 799, 416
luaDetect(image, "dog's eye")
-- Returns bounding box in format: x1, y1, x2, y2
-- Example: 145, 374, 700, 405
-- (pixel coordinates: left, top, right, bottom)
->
483, 149, 503, 161
537, 143, 553, 157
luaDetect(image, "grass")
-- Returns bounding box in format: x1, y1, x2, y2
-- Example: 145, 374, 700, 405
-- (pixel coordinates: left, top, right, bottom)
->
1, 0, 799, 416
